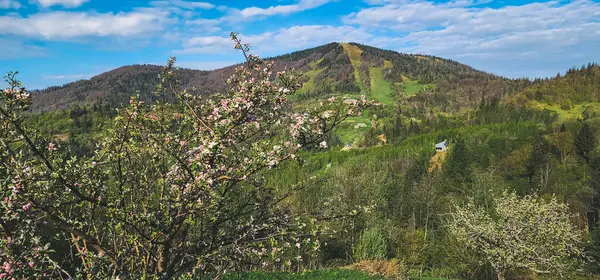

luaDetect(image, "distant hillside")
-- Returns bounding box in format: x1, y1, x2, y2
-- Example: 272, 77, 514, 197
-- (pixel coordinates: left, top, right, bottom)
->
30, 42, 531, 112
510, 63, 600, 107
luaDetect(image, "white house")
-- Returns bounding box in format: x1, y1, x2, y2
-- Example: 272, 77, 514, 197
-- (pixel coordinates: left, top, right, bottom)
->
435, 140, 448, 152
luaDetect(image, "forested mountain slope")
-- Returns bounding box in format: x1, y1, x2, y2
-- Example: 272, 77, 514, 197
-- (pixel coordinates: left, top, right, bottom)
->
507, 63, 600, 120
30, 42, 530, 112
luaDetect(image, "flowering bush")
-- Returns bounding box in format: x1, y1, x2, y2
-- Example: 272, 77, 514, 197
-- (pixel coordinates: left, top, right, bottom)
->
0, 33, 371, 279
447, 191, 583, 280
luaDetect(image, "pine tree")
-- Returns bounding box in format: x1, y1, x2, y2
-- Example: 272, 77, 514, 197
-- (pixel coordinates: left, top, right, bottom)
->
444, 140, 472, 191
526, 134, 553, 188
575, 122, 597, 162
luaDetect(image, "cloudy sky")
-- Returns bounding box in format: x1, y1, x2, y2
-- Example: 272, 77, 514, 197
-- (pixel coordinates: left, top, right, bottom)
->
1, 0, 599, 89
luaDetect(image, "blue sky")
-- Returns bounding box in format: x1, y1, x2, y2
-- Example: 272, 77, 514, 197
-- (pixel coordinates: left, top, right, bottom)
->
1, 0, 599, 89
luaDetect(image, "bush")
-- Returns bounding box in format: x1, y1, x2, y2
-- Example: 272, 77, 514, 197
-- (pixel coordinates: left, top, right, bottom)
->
353, 228, 389, 261
192, 270, 385, 279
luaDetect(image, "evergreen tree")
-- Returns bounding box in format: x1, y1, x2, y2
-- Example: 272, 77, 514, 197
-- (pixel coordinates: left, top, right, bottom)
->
444, 140, 472, 191
526, 134, 552, 188
575, 122, 597, 162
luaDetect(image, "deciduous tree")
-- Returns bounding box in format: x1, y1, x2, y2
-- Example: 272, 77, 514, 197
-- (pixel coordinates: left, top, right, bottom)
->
447, 191, 583, 280
0, 33, 370, 279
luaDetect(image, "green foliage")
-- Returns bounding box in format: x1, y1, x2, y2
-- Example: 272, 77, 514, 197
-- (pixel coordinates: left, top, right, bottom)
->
575, 122, 597, 161
211, 269, 385, 280
443, 140, 472, 189
6, 37, 600, 280
353, 228, 389, 261
512, 63, 600, 107
448, 191, 584, 279
1, 34, 372, 279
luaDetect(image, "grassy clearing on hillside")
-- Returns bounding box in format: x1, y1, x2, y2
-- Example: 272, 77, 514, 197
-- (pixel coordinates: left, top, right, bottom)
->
369, 67, 395, 104
296, 68, 324, 95
397, 75, 427, 96
336, 114, 372, 145
402, 81, 426, 96
383, 60, 393, 69
527, 101, 600, 120
340, 43, 366, 91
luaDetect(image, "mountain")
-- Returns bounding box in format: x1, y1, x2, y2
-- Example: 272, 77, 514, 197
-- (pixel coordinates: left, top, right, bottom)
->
30, 42, 530, 112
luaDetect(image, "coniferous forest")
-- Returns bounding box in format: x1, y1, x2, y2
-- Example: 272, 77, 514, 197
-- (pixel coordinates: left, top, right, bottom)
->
2, 33, 600, 279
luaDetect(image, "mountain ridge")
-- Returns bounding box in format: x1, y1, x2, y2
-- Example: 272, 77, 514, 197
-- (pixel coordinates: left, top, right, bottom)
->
30, 42, 529, 112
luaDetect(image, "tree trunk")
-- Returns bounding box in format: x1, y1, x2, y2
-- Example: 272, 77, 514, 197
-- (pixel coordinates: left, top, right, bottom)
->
496, 271, 505, 280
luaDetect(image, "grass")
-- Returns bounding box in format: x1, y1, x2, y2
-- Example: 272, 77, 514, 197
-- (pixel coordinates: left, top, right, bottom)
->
336, 114, 372, 145
340, 43, 366, 92
296, 68, 324, 95
402, 80, 426, 96
215, 270, 385, 279
527, 101, 600, 121
383, 60, 393, 69
369, 67, 395, 104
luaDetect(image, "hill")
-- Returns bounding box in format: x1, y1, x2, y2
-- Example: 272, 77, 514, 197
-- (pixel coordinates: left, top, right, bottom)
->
508, 63, 600, 120
30, 42, 529, 112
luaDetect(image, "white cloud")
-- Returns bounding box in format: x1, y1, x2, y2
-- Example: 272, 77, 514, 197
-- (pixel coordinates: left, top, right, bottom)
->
0, 10, 169, 39
239, 0, 333, 18
0, 0, 21, 9
175, 25, 371, 55
150, 0, 215, 10
342, 0, 600, 77
37, 0, 89, 8
185, 18, 220, 25
41, 73, 91, 80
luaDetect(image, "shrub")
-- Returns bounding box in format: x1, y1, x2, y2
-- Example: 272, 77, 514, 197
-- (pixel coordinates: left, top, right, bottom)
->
353, 228, 388, 261
447, 191, 584, 280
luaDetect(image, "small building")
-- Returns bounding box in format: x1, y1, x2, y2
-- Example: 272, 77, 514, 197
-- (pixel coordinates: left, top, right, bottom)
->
435, 140, 448, 152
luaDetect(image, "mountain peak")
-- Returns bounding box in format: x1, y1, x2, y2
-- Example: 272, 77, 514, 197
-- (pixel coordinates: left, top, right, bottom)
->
31, 42, 512, 112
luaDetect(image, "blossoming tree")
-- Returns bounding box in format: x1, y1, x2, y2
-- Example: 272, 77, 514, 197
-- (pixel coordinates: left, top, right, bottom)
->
0, 33, 370, 279
447, 191, 584, 280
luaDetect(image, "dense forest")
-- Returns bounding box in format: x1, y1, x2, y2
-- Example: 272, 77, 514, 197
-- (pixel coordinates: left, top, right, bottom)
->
3, 39, 600, 279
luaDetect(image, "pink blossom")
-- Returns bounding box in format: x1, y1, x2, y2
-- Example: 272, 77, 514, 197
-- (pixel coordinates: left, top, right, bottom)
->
22, 202, 32, 211
48, 142, 56, 151
129, 99, 134, 104
2, 261, 13, 275
319, 141, 328, 149
6, 237, 12, 245
328, 96, 335, 103
28, 262, 34, 268
97, 196, 102, 202
92, 161, 97, 166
